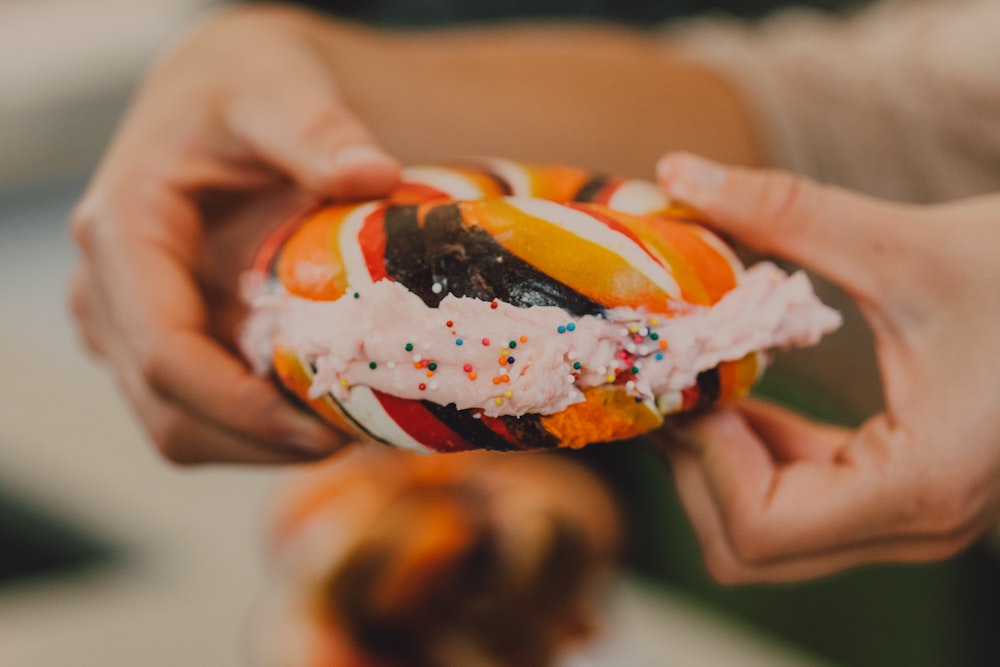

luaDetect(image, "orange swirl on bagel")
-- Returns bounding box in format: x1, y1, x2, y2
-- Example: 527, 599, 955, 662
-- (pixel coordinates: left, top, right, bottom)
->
275, 205, 354, 300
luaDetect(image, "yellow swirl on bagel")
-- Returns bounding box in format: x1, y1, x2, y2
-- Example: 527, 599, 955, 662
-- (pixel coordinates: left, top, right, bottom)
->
242, 159, 840, 452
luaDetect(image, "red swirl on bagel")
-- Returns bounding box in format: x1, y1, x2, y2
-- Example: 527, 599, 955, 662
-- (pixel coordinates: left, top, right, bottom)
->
241, 159, 840, 452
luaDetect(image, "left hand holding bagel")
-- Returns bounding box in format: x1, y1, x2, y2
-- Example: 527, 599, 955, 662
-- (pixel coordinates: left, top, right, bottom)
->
68, 7, 400, 464
656, 152, 1000, 583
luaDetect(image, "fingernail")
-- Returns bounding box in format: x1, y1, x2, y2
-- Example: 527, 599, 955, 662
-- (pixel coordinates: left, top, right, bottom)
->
656, 153, 727, 209
326, 144, 397, 174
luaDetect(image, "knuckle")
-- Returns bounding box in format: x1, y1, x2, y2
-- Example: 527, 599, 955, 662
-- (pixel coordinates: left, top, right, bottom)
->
917, 485, 981, 538
68, 197, 102, 252
66, 271, 106, 358
158, 443, 200, 466
725, 518, 775, 563
138, 346, 174, 400
67, 271, 89, 326
701, 550, 748, 586
260, 416, 299, 448
713, 495, 777, 563
79, 334, 105, 360
69, 312, 101, 359
234, 382, 289, 441
247, 392, 330, 454
756, 171, 824, 242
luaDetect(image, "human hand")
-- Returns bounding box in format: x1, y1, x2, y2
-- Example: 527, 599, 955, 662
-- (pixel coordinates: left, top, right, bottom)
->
655, 152, 1000, 583
69, 6, 400, 464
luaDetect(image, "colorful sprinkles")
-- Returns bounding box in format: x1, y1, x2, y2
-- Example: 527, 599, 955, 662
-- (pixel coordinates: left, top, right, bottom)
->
329, 305, 671, 410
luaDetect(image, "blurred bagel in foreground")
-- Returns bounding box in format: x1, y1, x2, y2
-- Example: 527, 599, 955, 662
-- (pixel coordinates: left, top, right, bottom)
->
250, 445, 622, 667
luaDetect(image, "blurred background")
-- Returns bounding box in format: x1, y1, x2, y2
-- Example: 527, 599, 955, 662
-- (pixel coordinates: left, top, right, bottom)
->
1, 1, 998, 666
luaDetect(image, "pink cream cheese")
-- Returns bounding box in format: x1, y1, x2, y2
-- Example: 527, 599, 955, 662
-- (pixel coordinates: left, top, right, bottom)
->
242, 262, 841, 418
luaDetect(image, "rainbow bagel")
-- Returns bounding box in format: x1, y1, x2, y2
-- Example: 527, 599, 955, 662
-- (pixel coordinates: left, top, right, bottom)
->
242, 159, 839, 453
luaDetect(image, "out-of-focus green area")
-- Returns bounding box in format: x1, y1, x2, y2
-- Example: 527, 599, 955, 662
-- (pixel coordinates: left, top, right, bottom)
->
0, 481, 118, 590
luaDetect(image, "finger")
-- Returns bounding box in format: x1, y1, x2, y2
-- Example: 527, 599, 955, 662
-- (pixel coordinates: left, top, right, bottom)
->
140, 327, 346, 458
737, 398, 850, 464
68, 266, 109, 360
664, 400, 846, 465
225, 68, 400, 200
80, 188, 344, 461
81, 272, 342, 465
125, 375, 336, 465
682, 406, 908, 556
683, 404, 993, 565
88, 263, 346, 463
655, 152, 913, 304
98, 304, 343, 465
665, 445, 982, 584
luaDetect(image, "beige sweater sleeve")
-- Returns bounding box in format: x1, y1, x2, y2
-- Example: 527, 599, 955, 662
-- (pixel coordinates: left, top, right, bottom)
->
670, 0, 1000, 203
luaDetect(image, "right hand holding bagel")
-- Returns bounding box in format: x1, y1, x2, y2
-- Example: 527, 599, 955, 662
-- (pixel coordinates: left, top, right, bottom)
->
69, 6, 400, 464
656, 152, 1000, 583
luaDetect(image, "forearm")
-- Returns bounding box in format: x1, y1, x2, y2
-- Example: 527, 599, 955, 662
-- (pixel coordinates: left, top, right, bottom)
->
312, 17, 765, 177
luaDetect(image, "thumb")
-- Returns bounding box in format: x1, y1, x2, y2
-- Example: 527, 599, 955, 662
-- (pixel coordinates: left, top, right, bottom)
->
656, 152, 907, 302
228, 78, 400, 201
